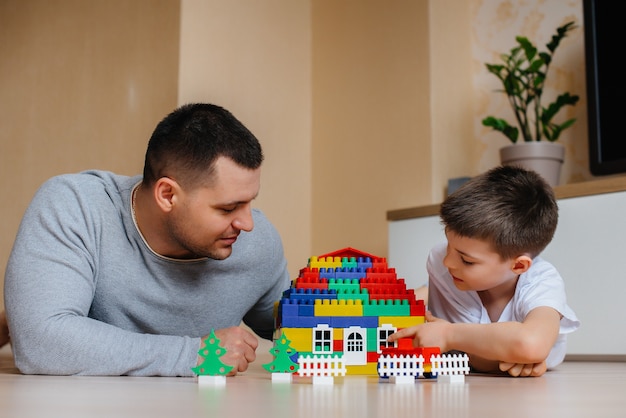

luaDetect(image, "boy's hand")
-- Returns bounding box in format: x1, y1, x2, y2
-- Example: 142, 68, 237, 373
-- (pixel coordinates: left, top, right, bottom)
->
387, 311, 453, 351
499, 360, 547, 377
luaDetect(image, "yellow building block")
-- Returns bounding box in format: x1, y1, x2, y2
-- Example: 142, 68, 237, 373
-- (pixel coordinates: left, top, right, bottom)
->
334, 328, 343, 339
379, 316, 425, 328
314, 299, 363, 316
309, 256, 343, 270
346, 363, 379, 375
279, 327, 312, 352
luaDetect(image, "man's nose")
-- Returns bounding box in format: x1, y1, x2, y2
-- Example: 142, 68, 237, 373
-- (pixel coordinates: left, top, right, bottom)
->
233, 205, 254, 232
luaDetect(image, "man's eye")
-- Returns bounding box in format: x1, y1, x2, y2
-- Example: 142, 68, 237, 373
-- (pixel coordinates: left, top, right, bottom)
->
221, 207, 236, 213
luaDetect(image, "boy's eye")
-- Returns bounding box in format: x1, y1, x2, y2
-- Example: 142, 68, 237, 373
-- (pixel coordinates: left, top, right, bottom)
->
461, 258, 474, 266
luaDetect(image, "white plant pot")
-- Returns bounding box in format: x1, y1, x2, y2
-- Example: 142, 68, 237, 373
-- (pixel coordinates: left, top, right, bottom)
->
499, 142, 565, 187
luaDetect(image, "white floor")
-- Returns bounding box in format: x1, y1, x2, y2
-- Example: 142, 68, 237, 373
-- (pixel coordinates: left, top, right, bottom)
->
1, 345, 625, 418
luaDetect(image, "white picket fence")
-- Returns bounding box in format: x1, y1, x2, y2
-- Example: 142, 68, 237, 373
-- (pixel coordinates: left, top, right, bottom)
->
297, 353, 346, 377
293, 352, 469, 384
377, 354, 426, 378
377, 353, 470, 379
431, 353, 470, 376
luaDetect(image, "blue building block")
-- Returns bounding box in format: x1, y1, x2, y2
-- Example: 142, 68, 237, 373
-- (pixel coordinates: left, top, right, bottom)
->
319, 267, 336, 280
334, 267, 368, 281
285, 288, 337, 302
330, 316, 379, 328
356, 257, 373, 270
281, 315, 332, 328
280, 298, 299, 317
298, 302, 315, 316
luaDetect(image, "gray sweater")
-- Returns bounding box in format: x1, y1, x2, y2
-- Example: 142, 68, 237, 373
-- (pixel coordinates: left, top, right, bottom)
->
4, 171, 290, 376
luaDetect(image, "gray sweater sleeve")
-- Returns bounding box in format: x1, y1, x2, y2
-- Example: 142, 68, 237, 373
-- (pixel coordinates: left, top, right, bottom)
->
3, 172, 289, 376
4, 175, 200, 376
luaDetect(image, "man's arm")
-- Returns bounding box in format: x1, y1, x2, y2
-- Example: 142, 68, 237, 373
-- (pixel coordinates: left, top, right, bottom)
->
4, 177, 201, 376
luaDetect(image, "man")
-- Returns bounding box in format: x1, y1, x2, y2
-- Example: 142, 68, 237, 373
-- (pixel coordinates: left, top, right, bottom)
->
2, 103, 291, 376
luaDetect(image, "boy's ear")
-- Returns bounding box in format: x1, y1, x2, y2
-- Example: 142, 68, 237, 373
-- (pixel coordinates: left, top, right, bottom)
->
511, 255, 532, 274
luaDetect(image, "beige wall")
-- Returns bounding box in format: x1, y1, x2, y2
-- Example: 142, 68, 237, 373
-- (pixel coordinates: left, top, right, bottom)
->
311, 0, 432, 258
430, 0, 477, 201
179, 0, 591, 276
471, 0, 589, 185
428, 0, 589, 203
1, 0, 593, 309
178, 0, 313, 279
0, 0, 180, 308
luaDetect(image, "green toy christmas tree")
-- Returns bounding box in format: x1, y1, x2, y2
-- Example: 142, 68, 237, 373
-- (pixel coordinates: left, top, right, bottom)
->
192, 329, 234, 376
263, 332, 300, 374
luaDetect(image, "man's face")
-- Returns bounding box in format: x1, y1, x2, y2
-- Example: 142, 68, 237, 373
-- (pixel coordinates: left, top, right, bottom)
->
165, 156, 261, 260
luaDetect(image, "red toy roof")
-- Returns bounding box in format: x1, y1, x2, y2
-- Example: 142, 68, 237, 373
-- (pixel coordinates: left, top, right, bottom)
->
317, 247, 379, 260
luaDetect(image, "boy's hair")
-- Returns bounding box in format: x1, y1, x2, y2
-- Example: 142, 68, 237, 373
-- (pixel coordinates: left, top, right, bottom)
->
440, 165, 558, 259
142, 103, 263, 188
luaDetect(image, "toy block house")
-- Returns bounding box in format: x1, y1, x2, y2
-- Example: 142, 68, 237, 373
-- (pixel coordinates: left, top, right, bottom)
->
274, 247, 426, 375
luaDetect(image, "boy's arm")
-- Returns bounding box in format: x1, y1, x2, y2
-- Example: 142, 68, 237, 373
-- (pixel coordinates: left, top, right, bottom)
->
389, 307, 561, 370
446, 307, 561, 364
461, 353, 548, 377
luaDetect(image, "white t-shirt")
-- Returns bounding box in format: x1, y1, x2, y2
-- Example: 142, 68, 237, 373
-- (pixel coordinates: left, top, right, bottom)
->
427, 241, 580, 369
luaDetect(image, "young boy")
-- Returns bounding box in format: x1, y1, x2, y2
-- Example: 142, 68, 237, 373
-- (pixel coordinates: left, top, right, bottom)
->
389, 165, 579, 377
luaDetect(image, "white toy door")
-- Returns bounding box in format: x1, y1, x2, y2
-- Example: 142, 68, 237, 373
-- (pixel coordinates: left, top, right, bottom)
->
342, 326, 366, 365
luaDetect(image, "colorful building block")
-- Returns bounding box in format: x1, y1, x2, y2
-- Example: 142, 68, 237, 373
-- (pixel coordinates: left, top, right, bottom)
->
273, 247, 427, 375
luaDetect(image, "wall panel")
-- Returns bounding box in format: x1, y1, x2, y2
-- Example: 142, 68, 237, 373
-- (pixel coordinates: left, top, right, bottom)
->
0, 0, 180, 308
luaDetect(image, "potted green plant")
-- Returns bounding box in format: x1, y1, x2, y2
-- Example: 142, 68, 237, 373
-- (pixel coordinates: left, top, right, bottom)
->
481, 21, 579, 186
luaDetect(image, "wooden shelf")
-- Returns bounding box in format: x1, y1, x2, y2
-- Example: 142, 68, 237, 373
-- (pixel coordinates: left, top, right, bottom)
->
387, 175, 626, 221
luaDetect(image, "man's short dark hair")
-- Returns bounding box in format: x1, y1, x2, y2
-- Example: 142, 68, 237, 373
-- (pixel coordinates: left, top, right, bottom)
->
142, 103, 263, 188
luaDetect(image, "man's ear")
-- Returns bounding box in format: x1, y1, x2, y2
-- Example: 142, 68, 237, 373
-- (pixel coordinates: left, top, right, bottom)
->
154, 177, 179, 213
511, 255, 533, 274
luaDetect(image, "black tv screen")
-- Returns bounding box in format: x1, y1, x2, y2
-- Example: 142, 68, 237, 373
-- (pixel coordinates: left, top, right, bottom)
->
584, 0, 626, 175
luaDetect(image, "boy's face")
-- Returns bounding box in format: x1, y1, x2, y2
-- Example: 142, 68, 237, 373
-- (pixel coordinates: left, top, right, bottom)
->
442, 230, 520, 292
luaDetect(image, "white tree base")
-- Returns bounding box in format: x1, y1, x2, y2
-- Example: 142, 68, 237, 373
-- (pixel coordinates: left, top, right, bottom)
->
197, 375, 227, 386
312, 375, 334, 385
271, 373, 293, 383
390, 375, 415, 385
437, 374, 466, 384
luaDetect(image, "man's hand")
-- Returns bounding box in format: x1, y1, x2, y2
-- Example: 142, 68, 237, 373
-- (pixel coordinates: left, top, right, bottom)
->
499, 360, 547, 377
200, 327, 259, 376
